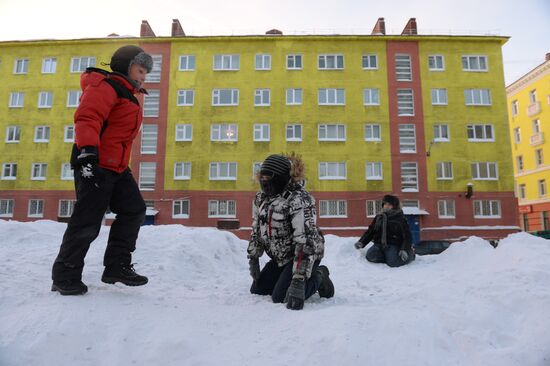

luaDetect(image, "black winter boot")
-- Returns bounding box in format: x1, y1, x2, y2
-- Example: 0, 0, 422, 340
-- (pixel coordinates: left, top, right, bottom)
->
51, 280, 88, 295
317, 265, 335, 298
101, 263, 148, 286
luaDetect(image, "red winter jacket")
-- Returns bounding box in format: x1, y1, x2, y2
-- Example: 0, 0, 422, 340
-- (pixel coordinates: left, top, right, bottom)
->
74, 70, 145, 173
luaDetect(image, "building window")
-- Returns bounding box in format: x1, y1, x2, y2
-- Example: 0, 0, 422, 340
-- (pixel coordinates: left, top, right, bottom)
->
319, 162, 346, 180
31, 163, 48, 180
42, 58, 57, 74
522, 214, 529, 231
254, 89, 271, 106
253, 124, 270, 141
286, 124, 302, 142
175, 124, 192, 141
14, 58, 29, 74
467, 124, 494, 141
318, 54, 344, 70
436, 162, 453, 180
179, 55, 196, 71
399, 124, 416, 153
431, 89, 448, 105
173, 200, 190, 218
34, 126, 50, 143
542, 211, 549, 231
518, 184, 526, 199
318, 88, 345, 105
145, 54, 162, 83
401, 162, 418, 192
64, 126, 74, 143
535, 149, 544, 167
428, 55, 445, 71
464, 89, 492, 106
366, 162, 383, 180
462, 55, 488, 71
395, 54, 412, 81
141, 124, 158, 154
529, 89, 537, 104
539, 179, 547, 197
38, 91, 53, 108
213, 54, 240, 70
209, 162, 237, 180
61, 163, 73, 180
364, 124, 381, 141
287, 54, 302, 70
318, 124, 346, 141
363, 88, 380, 105
433, 124, 449, 142
177, 90, 194, 106
2, 163, 17, 180
0, 199, 15, 217
174, 162, 191, 180
252, 162, 262, 177
516, 156, 524, 173
438, 200, 455, 218
28, 199, 44, 218
6, 126, 21, 143
139, 162, 156, 190
59, 200, 76, 217
362, 54, 378, 69
474, 200, 501, 218
66, 90, 81, 107
208, 200, 236, 218
511, 100, 519, 116
143, 90, 160, 117
211, 124, 238, 142
532, 119, 541, 134
366, 200, 383, 217
286, 88, 302, 105
71, 57, 95, 73
397, 89, 414, 116
471, 162, 498, 180
513, 127, 521, 144
319, 200, 347, 218
9, 92, 24, 108
212, 89, 239, 106
255, 54, 271, 70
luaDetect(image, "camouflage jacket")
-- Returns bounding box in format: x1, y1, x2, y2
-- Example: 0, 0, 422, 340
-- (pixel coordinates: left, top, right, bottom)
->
247, 183, 325, 281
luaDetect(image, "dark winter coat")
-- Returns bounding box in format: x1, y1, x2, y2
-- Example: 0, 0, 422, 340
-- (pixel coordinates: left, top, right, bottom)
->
358, 209, 412, 251
247, 183, 325, 281
74, 70, 145, 173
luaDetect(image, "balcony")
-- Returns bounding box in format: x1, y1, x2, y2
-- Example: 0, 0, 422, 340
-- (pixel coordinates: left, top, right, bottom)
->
527, 101, 541, 117
530, 132, 544, 146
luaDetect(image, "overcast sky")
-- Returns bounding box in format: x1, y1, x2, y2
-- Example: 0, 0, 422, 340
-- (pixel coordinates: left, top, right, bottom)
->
1, 0, 549, 85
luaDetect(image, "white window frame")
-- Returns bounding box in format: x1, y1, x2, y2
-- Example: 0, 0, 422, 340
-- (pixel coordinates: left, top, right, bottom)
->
31, 163, 47, 181
253, 124, 270, 142
286, 124, 302, 142
141, 124, 158, 154
433, 124, 449, 142
529, 90, 537, 104
431, 88, 448, 105
143, 90, 160, 117
366, 162, 383, 180
175, 124, 193, 141
287, 54, 303, 70
364, 124, 381, 141
58, 199, 76, 218
179, 55, 196, 71
174, 162, 192, 180
34, 126, 50, 143
538, 180, 547, 198
464, 89, 492, 106
2, 163, 17, 180
516, 155, 524, 173
38, 91, 53, 108
61, 163, 73, 180
513, 127, 521, 144
9, 92, 24, 108
462, 55, 488, 72
0, 199, 15, 217
208, 200, 236, 218
438, 200, 455, 219
474, 200, 501, 218
286, 88, 303, 105
363, 88, 380, 106
319, 200, 347, 218
401, 162, 418, 192
366, 200, 383, 217
173, 200, 190, 218
318, 54, 344, 70
28, 199, 44, 218
399, 124, 416, 153
397, 89, 414, 116
14, 58, 29, 74
467, 124, 494, 142
209, 162, 237, 181
362, 54, 378, 70
318, 124, 346, 141
395, 54, 412, 81
255, 54, 271, 70
139, 162, 156, 190
254, 89, 271, 106
319, 162, 346, 180
64, 125, 74, 143
213, 54, 240, 71
511, 100, 519, 116
518, 184, 526, 200
471, 162, 499, 180
177, 89, 194, 106
6, 126, 21, 143
535, 149, 544, 167
212, 89, 239, 106
211, 124, 238, 142
70, 57, 95, 73
145, 54, 162, 83
318, 88, 345, 105
428, 55, 445, 71
66, 90, 81, 108
42, 57, 57, 74
436, 162, 453, 180
252, 162, 262, 177
532, 119, 541, 134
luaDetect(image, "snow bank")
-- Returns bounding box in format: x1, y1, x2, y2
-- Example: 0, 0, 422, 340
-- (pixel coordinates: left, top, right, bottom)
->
0, 220, 549, 366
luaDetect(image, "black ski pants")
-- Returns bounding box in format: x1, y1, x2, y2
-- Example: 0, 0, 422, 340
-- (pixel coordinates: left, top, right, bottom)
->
52, 168, 146, 282
250, 259, 321, 303
366, 244, 415, 267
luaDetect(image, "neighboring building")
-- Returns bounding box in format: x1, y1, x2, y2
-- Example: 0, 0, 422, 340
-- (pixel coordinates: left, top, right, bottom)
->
507, 53, 550, 233
0, 18, 519, 241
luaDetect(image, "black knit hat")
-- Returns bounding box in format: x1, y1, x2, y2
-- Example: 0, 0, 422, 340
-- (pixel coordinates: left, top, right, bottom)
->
110, 45, 153, 75
261, 154, 291, 177
382, 194, 400, 208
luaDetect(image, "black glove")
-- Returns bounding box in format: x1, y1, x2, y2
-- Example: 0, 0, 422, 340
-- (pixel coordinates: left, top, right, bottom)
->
285, 278, 305, 310
248, 258, 261, 282
354, 241, 364, 249
77, 146, 104, 186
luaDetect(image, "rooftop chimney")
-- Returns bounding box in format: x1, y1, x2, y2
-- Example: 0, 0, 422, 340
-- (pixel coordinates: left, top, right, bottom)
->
171, 19, 186, 37
401, 18, 417, 35
140, 20, 156, 37
546, 52, 550, 62
266, 29, 283, 35
371, 18, 386, 35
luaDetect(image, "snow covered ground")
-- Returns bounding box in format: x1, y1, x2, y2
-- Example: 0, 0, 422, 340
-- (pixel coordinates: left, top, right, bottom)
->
1, 220, 549, 366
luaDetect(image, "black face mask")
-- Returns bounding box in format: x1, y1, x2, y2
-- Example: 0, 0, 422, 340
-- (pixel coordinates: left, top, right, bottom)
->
260, 173, 290, 196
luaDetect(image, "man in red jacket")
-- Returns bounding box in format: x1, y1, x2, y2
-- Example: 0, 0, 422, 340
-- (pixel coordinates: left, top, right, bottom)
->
51, 45, 153, 295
